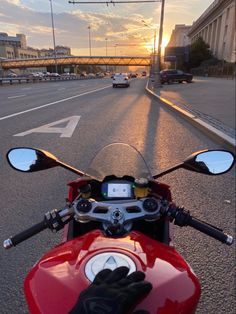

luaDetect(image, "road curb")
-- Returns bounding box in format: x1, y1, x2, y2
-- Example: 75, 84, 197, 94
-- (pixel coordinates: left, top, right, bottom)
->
146, 80, 236, 151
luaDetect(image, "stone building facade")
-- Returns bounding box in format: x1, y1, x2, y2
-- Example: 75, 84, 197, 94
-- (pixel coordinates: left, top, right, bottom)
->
0, 33, 71, 60
0, 33, 38, 59
188, 0, 235, 62
39, 46, 71, 57
168, 24, 192, 47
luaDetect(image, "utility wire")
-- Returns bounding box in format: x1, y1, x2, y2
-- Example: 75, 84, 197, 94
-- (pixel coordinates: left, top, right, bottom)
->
69, 1, 161, 4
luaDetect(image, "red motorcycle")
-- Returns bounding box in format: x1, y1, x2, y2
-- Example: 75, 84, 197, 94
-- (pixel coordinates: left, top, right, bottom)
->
4, 143, 235, 314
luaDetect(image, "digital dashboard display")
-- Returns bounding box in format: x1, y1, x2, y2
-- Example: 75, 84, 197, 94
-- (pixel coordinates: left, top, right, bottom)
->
107, 183, 132, 198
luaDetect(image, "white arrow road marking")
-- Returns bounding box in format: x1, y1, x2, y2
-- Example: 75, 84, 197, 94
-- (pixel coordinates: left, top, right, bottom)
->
14, 116, 81, 138
0, 85, 110, 121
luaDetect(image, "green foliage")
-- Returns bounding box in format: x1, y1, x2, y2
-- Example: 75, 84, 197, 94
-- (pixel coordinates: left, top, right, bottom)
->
189, 37, 212, 68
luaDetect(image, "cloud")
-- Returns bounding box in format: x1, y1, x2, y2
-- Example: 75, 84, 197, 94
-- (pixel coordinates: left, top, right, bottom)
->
0, 0, 154, 55
5, 0, 21, 5
0, 0, 213, 56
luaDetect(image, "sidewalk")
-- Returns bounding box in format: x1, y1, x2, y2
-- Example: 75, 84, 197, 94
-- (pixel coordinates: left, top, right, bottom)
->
147, 76, 235, 148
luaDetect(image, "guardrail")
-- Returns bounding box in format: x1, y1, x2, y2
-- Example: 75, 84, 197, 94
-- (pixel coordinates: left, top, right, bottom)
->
0, 75, 105, 86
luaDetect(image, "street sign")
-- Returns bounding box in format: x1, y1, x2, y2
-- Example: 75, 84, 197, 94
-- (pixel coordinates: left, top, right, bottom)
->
164, 55, 177, 62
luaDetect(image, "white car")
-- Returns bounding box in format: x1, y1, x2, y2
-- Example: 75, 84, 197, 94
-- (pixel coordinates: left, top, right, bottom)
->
112, 73, 130, 88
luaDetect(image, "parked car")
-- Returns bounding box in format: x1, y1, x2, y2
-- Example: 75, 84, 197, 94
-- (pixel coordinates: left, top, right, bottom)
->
141, 71, 147, 76
112, 73, 130, 88
50, 73, 60, 77
88, 73, 96, 78
130, 73, 138, 78
80, 73, 87, 77
160, 69, 193, 84
96, 72, 105, 78
42, 72, 51, 78
8, 73, 17, 78
28, 72, 43, 80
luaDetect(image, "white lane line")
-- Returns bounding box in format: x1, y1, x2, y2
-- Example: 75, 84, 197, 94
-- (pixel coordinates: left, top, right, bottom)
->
0, 85, 111, 122
21, 87, 32, 90
8, 95, 26, 99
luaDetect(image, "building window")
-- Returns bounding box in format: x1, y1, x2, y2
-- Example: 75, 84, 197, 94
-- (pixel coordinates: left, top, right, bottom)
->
226, 7, 230, 20
224, 25, 228, 38
222, 42, 226, 59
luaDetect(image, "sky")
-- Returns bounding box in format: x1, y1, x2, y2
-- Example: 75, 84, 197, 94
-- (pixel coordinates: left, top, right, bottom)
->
0, 0, 214, 56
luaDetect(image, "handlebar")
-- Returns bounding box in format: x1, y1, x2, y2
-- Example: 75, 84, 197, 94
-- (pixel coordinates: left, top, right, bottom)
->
3, 200, 234, 249
187, 216, 233, 245
3, 220, 47, 249
167, 205, 234, 246
3, 207, 74, 249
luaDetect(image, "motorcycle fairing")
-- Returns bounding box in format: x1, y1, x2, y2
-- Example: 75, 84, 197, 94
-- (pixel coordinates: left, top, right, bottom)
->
24, 230, 200, 314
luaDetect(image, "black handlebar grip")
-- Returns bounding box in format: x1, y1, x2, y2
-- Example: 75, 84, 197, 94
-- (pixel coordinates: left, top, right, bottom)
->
188, 216, 233, 245
4, 220, 48, 248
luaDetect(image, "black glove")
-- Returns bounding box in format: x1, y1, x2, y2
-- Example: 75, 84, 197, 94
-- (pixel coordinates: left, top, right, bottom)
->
69, 266, 152, 314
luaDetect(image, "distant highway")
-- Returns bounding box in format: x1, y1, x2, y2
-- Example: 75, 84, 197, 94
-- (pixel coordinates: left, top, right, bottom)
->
0, 77, 235, 314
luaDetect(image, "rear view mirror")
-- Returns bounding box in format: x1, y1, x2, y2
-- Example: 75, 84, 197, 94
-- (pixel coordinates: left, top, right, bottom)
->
7, 147, 59, 172
183, 150, 235, 175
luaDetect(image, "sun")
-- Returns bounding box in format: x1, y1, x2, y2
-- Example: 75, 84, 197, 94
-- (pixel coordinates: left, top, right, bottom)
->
161, 35, 170, 54
161, 36, 169, 50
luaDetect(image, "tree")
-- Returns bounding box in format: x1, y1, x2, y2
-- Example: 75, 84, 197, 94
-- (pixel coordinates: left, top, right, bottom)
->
189, 37, 212, 68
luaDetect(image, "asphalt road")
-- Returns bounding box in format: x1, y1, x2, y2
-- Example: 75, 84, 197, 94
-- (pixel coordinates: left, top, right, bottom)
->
0, 77, 235, 313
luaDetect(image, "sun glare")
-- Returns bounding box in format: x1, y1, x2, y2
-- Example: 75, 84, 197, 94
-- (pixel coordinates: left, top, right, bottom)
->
161, 36, 169, 49
143, 41, 153, 53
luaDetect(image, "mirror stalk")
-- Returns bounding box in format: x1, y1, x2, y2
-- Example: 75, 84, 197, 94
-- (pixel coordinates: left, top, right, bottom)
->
153, 163, 183, 179
57, 160, 85, 177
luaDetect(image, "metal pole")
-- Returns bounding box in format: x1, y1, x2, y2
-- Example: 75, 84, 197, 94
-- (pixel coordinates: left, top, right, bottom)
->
141, 20, 157, 77
88, 26, 91, 56
105, 38, 108, 72
114, 44, 117, 72
152, 29, 157, 75
154, 0, 165, 88
105, 38, 108, 56
49, 0, 58, 73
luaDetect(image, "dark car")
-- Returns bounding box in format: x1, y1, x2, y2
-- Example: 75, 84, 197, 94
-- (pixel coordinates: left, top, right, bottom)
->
160, 69, 193, 84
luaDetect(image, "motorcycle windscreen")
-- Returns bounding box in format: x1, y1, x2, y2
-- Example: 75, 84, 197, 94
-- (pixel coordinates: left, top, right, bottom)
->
84, 143, 152, 181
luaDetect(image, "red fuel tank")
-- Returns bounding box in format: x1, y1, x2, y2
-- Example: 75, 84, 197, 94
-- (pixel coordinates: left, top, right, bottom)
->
24, 230, 200, 314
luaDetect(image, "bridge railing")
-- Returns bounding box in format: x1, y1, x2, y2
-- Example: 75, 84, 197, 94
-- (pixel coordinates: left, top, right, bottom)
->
0, 56, 151, 69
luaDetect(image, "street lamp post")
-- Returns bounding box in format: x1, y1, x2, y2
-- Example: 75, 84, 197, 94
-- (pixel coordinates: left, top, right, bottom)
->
105, 38, 108, 56
49, 0, 58, 73
105, 38, 108, 72
141, 20, 156, 52
141, 20, 157, 76
154, 0, 166, 88
88, 25, 92, 56
114, 44, 118, 72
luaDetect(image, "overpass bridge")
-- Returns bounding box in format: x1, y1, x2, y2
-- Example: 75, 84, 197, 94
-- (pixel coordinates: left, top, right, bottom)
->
0, 56, 151, 70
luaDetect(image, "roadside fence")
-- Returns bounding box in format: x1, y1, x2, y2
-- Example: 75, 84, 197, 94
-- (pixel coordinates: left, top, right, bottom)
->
0, 75, 104, 86
191, 63, 235, 79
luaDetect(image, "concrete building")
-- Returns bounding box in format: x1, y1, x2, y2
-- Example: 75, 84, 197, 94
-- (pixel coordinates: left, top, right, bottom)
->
188, 0, 235, 62
39, 46, 71, 57
0, 33, 38, 59
167, 24, 191, 47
